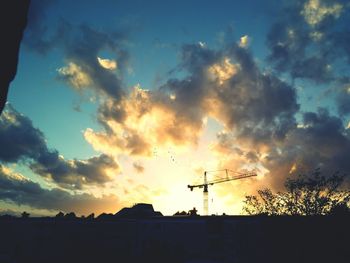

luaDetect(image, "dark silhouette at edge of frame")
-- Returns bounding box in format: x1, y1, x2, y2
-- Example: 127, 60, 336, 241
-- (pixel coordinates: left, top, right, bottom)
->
0, 0, 30, 115
1, 171, 349, 263
1, 205, 349, 263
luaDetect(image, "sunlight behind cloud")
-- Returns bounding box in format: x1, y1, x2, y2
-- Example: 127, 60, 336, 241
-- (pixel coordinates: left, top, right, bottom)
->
84, 85, 205, 157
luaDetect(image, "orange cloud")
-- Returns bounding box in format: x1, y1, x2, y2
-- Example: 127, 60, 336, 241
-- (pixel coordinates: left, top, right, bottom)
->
85, 85, 205, 157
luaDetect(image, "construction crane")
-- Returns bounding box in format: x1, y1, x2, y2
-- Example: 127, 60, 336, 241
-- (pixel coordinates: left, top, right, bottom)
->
188, 169, 257, 216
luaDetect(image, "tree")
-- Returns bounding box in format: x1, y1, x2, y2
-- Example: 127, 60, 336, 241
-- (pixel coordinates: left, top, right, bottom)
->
21, 211, 30, 218
86, 213, 94, 220
55, 211, 64, 218
243, 170, 350, 216
64, 212, 77, 219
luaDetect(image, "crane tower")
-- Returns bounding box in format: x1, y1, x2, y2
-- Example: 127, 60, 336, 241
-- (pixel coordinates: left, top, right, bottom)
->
188, 169, 257, 215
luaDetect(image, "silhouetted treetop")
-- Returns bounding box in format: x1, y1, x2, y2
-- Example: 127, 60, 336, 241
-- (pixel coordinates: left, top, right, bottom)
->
55, 211, 64, 218
21, 211, 30, 218
243, 170, 350, 216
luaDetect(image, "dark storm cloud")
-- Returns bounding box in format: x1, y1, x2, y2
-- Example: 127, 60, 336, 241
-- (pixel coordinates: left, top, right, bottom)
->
31, 153, 118, 189
0, 104, 47, 162
266, 0, 349, 83
221, 45, 299, 142
0, 105, 119, 189
264, 0, 350, 155
97, 99, 127, 127
170, 43, 299, 142
157, 77, 207, 128
263, 108, 350, 188
0, 165, 119, 214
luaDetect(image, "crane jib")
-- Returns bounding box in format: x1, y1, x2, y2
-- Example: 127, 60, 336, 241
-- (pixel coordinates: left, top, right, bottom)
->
187, 170, 257, 216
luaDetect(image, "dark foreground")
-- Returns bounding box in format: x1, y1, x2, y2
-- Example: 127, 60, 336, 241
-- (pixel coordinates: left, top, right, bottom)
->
0, 216, 348, 263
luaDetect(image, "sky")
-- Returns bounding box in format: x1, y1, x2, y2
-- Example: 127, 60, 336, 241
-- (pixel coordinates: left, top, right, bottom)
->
1, 0, 350, 216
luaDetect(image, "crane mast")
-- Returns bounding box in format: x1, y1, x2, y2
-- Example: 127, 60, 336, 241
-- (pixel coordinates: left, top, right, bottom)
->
188, 169, 257, 215
203, 172, 208, 216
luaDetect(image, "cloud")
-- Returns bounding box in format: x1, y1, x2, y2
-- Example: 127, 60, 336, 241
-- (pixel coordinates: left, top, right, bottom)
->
0, 165, 121, 215
84, 42, 298, 161
85, 84, 205, 157
133, 162, 145, 174
23, 0, 56, 54
264, 0, 350, 145
57, 23, 128, 100
167, 43, 298, 145
25, 2, 301, 171
195, 44, 298, 146
57, 62, 93, 90
84, 44, 214, 157
85, 44, 215, 157
24, 2, 129, 101
208, 57, 239, 85
30, 153, 119, 190
0, 208, 20, 217
0, 105, 119, 189
97, 57, 117, 70
261, 108, 350, 188
211, 108, 350, 193
301, 0, 343, 27
238, 35, 250, 48
0, 105, 47, 162
252, 0, 350, 188
336, 82, 350, 116
266, 0, 349, 83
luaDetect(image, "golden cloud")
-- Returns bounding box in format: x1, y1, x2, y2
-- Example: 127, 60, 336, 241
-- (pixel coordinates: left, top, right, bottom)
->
239, 35, 250, 48
207, 57, 239, 85
301, 0, 343, 26
0, 165, 29, 182
57, 62, 92, 89
84, 85, 205, 157
97, 57, 117, 70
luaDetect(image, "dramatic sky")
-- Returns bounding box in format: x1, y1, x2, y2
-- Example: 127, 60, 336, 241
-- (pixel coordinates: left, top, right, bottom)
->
1, 0, 350, 216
